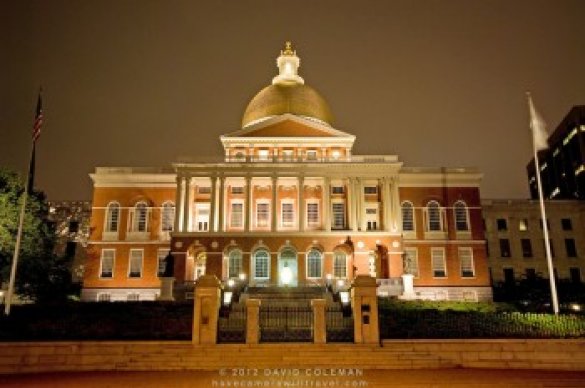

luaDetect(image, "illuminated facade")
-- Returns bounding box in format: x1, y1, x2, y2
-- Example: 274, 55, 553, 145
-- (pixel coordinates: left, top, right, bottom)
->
82, 43, 492, 302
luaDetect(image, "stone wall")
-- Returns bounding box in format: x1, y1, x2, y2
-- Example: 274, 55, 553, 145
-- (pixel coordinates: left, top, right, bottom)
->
0, 340, 583, 374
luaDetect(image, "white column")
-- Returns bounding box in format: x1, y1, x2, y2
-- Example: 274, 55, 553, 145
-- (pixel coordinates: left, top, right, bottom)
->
271, 176, 278, 232
209, 176, 217, 232
382, 177, 390, 231
245, 176, 252, 232
346, 178, 353, 231
174, 175, 184, 232
183, 176, 192, 232
359, 178, 365, 231
391, 177, 401, 232
218, 176, 225, 232
323, 177, 331, 231
299, 176, 305, 231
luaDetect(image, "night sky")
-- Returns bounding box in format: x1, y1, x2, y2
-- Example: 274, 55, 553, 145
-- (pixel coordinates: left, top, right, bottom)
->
2, 0, 585, 201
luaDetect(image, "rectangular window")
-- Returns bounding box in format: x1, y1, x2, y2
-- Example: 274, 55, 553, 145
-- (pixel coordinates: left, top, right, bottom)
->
459, 248, 474, 278
127, 293, 140, 301
521, 239, 533, 258
562, 218, 573, 231
128, 249, 143, 278
198, 187, 211, 194
281, 202, 294, 227
97, 293, 111, 302
519, 219, 528, 231
431, 248, 446, 278
157, 249, 169, 277
100, 249, 115, 278
543, 239, 555, 257
365, 208, 377, 215
404, 248, 419, 277
331, 186, 344, 194
570, 267, 582, 284
565, 238, 577, 258
307, 202, 319, 226
499, 239, 511, 257
256, 202, 269, 227
282, 150, 294, 161
231, 202, 243, 228
332, 203, 345, 229
333, 253, 347, 278
69, 221, 79, 233
539, 218, 550, 230
231, 186, 244, 194
503, 268, 515, 285
306, 150, 317, 160
496, 219, 507, 231
525, 268, 536, 281
364, 186, 378, 195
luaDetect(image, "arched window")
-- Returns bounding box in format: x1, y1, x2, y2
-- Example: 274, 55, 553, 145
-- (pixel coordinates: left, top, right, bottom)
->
333, 251, 347, 278
161, 201, 175, 232
104, 202, 120, 232
307, 249, 322, 278
228, 249, 243, 278
253, 249, 270, 279
132, 201, 149, 232
401, 201, 415, 232
426, 200, 442, 231
454, 201, 469, 231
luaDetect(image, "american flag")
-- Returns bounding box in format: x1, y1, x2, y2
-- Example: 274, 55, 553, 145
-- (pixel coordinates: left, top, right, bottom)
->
32, 91, 43, 141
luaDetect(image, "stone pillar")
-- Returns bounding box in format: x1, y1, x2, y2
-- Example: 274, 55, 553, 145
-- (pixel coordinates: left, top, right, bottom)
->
218, 176, 225, 232
271, 176, 278, 232
158, 277, 175, 301
382, 177, 390, 232
174, 175, 184, 232
245, 176, 252, 232
311, 299, 327, 344
350, 275, 379, 344
209, 176, 217, 232
192, 275, 222, 344
299, 176, 305, 231
390, 177, 401, 232
183, 176, 192, 232
245, 299, 261, 344
401, 273, 415, 300
323, 177, 331, 231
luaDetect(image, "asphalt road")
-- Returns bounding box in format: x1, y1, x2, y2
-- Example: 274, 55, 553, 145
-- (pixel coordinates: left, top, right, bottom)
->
0, 368, 584, 388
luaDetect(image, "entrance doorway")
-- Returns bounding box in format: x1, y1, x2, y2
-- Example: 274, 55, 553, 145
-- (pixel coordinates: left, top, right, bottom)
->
278, 248, 298, 286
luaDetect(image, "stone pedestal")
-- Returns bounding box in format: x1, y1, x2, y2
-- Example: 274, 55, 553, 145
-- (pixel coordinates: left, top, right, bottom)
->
245, 299, 261, 344
350, 275, 379, 344
158, 277, 175, 301
311, 299, 327, 344
400, 273, 416, 300
192, 275, 222, 344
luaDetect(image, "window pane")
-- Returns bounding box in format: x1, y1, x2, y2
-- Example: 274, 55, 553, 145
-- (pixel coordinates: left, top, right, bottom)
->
307, 203, 319, 225
161, 203, 174, 232
282, 203, 294, 226
496, 219, 507, 231
333, 252, 347, 278
565, 238, 577, 258
499, 239, 511, 257
129, 250, 143, 278
459, 248, 474, 277
364, 186, 377, 195
231, 203, 243, 227
307, 250, 322, 278
404, 248, 419, 277
431, 249, 446, 277
402, 203, 414, 231
332, 203, 345, 229
254, 250, 269, 279
134, 203, 148, 232
100, 249, 115, 278
427, 202, 441, 231
106, 204, 119, 232
561, 218, 572, 231
256, 203, 269, 227
157, 249, 169, 277
229, 250, 243, 278
454, 202, 469, 231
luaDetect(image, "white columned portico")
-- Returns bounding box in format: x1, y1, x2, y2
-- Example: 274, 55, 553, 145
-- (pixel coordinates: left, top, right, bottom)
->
271, 176, 278, 231
183, 176, 192, 232
245, 176, 252, 232
209, 176, 217, 232
175, 175, 185, 232
323, 176, 331, 231
218, 175, 225, 232
299, 176, 305, 231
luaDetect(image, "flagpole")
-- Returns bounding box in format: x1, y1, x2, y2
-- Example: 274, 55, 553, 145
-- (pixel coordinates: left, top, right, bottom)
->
4, 143, 35, 315
527, 92, 559, 315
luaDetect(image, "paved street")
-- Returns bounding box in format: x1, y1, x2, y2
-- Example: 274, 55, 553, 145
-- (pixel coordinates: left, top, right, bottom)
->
1, 368, 584, 388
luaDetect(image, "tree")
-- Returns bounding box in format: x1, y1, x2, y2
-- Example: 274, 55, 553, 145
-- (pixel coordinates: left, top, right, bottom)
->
0, 168, 78, 303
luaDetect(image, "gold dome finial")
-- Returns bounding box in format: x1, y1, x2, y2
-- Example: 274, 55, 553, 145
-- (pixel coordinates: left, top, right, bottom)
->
281, 41, 295, 56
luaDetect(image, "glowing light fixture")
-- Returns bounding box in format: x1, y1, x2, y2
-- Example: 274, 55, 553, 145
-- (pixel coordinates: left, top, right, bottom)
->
227, 279, 235, 288
340, 291, 350, 305
239, 273, 246, 281
281, 265, 293, 286
332, 150, 340, 160
326, 274, 333, 281
337, 279, 345, 288
357, 241, 365, 249
223, 291, 233, 306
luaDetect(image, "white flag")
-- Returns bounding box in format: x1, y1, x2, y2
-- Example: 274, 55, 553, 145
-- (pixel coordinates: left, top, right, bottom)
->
527, 93, 548, 151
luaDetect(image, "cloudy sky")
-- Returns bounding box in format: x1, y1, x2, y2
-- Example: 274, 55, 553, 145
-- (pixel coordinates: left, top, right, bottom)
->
1, 0, 584, 200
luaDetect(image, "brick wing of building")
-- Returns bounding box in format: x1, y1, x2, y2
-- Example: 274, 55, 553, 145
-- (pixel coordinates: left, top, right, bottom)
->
82, 43, 492, 302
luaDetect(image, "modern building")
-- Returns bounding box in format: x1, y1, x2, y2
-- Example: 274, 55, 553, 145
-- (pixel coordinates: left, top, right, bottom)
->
82, 43, 492, 302
527, 106, 585, 200
482, 199, 585, 284
47, 200, 91, 282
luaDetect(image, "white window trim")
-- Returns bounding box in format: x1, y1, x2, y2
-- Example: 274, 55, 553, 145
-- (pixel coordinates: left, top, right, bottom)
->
280, 199, 296, 229
453, 201, 470, 232
103, 201, 121, 240
431, 247, 447, 278
96, 292, 111, 302
401, 201, 416, 237
227, 249, 243, 279
160, 201, 175, 233
229, 199, 245, 229
459, 247, 475, 278
404, 247, 419, 278
195, 203, 210, 232
157, 248, 170, 277
306, 249, 323, 279
255, 199, 270, 229
306, 199, 321, 229
425, 201, 445, 232
252, 250, 271, 280
99, 249, 115, 279
333, 251, 348, 279
331, 199, 346, 230
128, 248, 144, 279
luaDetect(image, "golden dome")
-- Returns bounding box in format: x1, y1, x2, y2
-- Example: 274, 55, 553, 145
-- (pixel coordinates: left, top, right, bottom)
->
241, 83, 333, 128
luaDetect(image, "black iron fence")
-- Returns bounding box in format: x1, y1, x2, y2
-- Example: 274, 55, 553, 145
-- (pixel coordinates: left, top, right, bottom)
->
259, 305, 313, 342
217, 304, 247, 343
326, 305, 354, 342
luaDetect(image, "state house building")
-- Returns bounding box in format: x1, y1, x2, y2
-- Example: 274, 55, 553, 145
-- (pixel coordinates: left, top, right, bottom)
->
82, 43, 492, 302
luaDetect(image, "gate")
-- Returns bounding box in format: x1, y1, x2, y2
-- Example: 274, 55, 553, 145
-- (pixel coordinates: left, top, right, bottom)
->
326, 305, 354, 342
217, 303, 246, 343
259, 305, 313, 342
